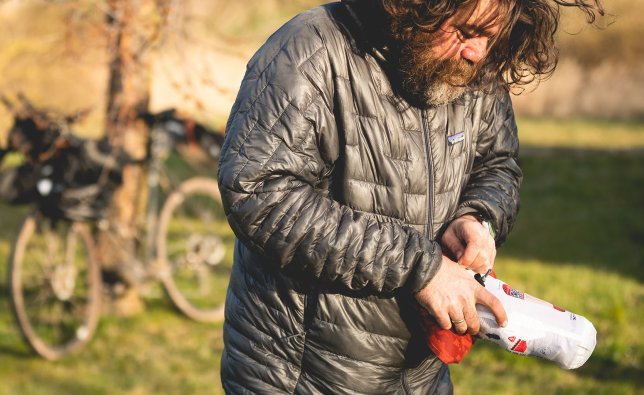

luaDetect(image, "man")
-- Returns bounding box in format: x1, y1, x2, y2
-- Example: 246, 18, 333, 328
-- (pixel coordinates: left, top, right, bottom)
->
218, 0, 604, 393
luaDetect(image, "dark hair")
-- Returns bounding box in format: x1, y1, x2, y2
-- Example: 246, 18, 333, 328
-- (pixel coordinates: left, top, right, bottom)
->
381, 0, 605, 90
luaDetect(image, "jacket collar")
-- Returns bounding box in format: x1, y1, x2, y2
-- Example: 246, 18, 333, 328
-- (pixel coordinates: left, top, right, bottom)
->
339, 0, 391, 62
337, 1, 475, 109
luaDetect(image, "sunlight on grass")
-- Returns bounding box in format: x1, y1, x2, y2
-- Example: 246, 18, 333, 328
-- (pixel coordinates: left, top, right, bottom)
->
517, 118, 644, 149
0, 117, 642, 393
451, 258, 643, 395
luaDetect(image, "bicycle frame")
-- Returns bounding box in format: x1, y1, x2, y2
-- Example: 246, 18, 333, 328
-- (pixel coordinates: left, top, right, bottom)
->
135, 110, 224, 278
98, 117, 220, 286
143, 124, 174, 267
4, 98, 229, 360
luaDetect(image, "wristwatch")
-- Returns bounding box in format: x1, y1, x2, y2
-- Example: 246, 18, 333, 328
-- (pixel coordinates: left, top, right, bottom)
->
481, 219, 496, 240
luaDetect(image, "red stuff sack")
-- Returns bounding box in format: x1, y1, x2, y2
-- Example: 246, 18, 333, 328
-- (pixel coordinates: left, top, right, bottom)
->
418, 307, 475, 364
417, 271, 497, 364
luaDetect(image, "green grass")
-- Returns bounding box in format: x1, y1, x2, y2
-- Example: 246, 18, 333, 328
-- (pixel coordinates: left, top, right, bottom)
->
517, 118, 644, 150
449, 119, 644, 395
0, 118, 643, 394
0, 296, 225, 394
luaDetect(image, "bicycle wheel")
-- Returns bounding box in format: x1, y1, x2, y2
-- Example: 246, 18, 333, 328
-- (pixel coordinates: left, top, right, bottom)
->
157, 177, 232, 322
8, 214, 101, 360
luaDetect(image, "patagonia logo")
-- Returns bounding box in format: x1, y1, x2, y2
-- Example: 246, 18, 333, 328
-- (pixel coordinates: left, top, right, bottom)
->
447, 131, 465, 145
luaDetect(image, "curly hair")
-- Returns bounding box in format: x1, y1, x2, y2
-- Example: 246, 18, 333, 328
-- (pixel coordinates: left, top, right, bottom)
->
381, 0, 605, 90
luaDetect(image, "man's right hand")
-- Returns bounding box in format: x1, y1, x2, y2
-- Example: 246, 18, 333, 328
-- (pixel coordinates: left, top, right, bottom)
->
415, 255, 507, 335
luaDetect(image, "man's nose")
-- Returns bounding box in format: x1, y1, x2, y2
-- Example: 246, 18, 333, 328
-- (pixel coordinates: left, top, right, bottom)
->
460, 36, 488, 64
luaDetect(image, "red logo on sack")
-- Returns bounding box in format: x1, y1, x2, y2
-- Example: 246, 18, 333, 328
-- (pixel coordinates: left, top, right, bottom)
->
502, 284, 525, 299
508, 336, 516, 342
512, 340, 528, 353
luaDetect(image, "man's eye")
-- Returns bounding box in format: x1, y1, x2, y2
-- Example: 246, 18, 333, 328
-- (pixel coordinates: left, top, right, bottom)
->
458, 29, 477, 40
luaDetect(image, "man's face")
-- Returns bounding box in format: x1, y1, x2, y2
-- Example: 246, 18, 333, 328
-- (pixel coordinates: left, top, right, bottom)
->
396, 0, 503, 106
430, 0, 502, 64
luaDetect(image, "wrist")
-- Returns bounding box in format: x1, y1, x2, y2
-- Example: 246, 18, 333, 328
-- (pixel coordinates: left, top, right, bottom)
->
459, 212, 496, 240
462, 213, 496, 240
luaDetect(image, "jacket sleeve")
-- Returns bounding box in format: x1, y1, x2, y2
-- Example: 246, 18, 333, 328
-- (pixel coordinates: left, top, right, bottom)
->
453, 91, 523, 245
217, 23, 442, 296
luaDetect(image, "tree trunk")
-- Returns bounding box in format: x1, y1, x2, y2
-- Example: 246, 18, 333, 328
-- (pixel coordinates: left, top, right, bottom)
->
99, 0, 153, 315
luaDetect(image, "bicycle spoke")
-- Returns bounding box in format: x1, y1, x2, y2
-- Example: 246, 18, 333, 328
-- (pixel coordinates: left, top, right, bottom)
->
9, 216, 101, 359
158, 178, 232, 322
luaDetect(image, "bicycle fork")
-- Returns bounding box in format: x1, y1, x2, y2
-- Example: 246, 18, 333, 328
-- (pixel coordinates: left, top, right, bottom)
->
144, 126, 174, 274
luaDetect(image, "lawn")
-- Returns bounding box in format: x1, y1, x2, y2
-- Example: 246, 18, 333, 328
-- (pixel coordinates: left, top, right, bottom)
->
450, 118, 644, 395
0, 118, 642, 394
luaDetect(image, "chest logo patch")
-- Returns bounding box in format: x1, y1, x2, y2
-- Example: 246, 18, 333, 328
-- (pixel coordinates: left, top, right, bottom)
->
447, 131, 465, 146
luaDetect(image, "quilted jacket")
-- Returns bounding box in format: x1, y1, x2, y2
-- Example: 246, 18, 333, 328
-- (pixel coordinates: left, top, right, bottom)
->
218, 1, 522, 393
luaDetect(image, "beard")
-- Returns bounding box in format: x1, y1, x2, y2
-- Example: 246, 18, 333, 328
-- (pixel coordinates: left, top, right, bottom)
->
396, 36, 477, 107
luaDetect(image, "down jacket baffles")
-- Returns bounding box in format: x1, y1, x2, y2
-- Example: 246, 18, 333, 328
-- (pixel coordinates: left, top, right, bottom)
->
217, 1, 522, 394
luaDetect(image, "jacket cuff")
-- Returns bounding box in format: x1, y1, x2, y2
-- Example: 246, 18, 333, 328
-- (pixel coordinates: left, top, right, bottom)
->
407, 244, 443, 294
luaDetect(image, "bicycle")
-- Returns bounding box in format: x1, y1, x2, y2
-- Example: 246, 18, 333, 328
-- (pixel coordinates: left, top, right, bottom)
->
101, 108, 229, 323
1, 96, 231, 360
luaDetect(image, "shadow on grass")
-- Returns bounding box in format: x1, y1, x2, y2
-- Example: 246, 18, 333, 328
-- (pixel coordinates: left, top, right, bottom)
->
500, 148, 644, 282
0, 342, 33, 359
0, 283, 34, 359
575, 354, 644, 387
0, 203, 29, 242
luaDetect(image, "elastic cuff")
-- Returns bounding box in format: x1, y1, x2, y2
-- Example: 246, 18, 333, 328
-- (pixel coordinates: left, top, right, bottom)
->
408, 244, 443, 293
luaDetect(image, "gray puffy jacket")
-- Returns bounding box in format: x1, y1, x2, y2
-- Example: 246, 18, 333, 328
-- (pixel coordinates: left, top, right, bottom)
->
218, 1, 522, 394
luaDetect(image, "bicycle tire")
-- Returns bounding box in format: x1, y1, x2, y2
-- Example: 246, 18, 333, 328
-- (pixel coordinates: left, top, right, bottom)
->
8, 214, 102, 360
157, 177, 231, 322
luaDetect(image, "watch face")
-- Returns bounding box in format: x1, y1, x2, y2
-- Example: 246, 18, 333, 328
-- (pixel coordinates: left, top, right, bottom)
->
482, 220, 496, 238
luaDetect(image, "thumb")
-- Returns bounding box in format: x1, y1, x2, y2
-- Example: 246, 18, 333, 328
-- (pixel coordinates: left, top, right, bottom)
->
442, 233, 466, 261
475, 287, 507, 327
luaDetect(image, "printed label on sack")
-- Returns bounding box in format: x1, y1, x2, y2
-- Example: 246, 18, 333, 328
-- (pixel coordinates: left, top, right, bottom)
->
485, 333, 501, 340
511, 339, 528, 353
502, 284, 525, 299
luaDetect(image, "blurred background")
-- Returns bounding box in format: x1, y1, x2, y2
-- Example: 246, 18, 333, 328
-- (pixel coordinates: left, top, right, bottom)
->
0, 0, 641, 394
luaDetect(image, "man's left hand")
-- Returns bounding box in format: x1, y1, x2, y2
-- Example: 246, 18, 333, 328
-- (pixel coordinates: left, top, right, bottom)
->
441, 214, 495, 274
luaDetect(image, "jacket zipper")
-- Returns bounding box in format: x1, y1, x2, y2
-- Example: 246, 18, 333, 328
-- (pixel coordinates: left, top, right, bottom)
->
401, 109, 435, 395
421, 109, 435, 240
293, 287, 319, 393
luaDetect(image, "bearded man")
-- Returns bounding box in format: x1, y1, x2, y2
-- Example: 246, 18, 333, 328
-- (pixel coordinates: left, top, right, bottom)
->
217, 0, 604, 393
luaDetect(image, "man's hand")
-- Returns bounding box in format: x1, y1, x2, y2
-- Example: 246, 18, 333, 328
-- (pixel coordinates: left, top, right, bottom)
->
441, 214, 495, 274
416, 255, 507, 335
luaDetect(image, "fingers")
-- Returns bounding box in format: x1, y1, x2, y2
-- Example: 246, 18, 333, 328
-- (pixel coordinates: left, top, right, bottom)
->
441, 230, 465, 261
463, 303, 481, 335
475, 287, 507, 327
416, 256, 500, 335
459, 240, 496, 274
434, 311, 453, 331
459, 222, 495, 272
448, 298, 467, 334
449, 298, 481, 335
442, 215, 496, 274
416, 281, 453, 331
450, 316, 467, 334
